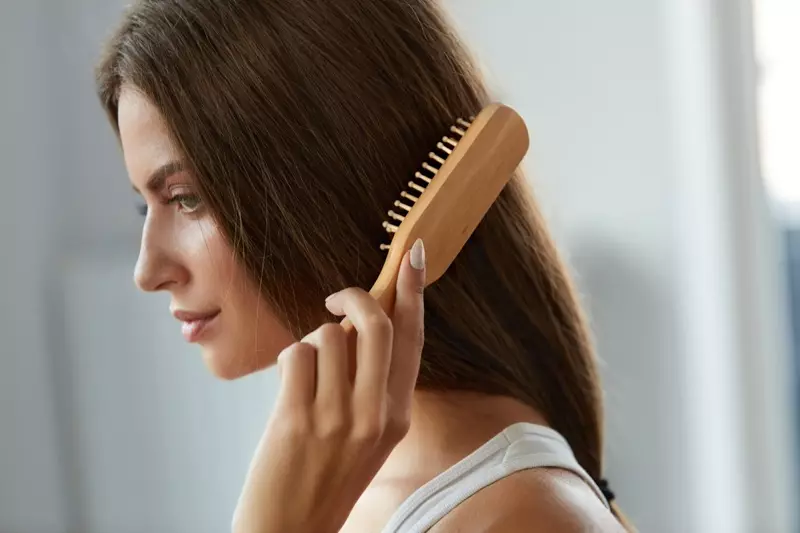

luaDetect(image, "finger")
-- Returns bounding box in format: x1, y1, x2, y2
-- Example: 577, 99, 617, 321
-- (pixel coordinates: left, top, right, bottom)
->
275, 342, 317, 410
325, 287, 393, 404
302, 323, 351, 408
387, 238, 425, 406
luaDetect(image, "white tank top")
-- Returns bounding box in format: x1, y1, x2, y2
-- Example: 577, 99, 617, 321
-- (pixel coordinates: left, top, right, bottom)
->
379, 422, 610, 533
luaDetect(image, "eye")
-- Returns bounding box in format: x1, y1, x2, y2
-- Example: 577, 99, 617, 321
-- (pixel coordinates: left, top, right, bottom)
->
168, 193, 203, 214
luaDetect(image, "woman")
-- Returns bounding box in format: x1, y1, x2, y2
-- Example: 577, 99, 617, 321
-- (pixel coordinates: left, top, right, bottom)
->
95, 0, 632, 531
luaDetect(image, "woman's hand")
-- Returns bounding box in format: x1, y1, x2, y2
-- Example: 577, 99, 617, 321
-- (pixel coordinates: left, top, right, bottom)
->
232, 239, 427, 533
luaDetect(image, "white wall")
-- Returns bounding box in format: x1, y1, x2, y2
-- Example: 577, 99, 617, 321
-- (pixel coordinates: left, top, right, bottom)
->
1, 1, 796, 533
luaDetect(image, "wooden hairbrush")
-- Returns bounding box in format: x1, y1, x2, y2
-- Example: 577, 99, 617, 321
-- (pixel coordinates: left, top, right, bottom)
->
368, 102, 529, 312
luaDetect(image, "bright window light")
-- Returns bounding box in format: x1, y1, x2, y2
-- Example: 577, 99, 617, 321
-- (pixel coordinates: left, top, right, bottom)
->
753, 1, 800, 205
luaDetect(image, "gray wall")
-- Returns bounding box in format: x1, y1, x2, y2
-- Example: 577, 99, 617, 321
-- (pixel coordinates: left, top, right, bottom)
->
1, 1, 796, 533
1, 1, 68, 532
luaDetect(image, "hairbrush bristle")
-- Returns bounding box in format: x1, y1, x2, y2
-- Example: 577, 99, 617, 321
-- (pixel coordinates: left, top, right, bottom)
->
380, 115, 474, 251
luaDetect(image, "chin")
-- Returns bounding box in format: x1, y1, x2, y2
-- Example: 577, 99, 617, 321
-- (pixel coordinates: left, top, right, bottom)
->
200, 344, 277, 381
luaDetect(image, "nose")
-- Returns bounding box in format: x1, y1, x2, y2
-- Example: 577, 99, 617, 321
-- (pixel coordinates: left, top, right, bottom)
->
134, 217, 189, 292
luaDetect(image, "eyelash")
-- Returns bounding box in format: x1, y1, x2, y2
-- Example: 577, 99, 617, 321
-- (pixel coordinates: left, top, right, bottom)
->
136, 194, 203, 217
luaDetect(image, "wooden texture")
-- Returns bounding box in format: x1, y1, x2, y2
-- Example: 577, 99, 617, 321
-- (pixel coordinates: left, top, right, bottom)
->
370, 102, 530, 314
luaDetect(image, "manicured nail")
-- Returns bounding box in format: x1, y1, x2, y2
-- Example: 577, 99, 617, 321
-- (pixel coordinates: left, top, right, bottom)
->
410, 238, 425, 270
325, 290, 341, 302
325, 292, 345, 315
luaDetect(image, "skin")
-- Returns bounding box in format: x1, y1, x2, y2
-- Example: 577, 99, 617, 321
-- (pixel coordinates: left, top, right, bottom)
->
120, 87, 296, 380
119, 86, 624, 533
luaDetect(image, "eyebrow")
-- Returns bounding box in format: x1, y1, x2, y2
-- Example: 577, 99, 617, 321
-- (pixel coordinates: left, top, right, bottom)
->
132, 160, 186, 195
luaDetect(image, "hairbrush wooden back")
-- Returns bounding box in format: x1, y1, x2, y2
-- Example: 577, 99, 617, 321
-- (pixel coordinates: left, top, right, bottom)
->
371, 103, 529, 311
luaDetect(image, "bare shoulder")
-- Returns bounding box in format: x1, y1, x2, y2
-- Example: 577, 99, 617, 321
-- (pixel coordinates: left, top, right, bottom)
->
429, 467, 626, 533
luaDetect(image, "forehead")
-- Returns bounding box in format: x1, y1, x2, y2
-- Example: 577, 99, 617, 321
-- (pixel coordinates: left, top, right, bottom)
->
117, 87, 182, 184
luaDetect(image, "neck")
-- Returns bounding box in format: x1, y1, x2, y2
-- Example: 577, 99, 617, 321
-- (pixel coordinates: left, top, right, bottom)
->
376, 389, 549, 482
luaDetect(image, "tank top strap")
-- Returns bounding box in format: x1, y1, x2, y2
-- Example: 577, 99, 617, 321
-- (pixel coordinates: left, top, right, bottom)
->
380, 422, 609, 533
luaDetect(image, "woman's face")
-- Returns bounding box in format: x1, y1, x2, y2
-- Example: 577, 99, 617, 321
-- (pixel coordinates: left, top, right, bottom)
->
117, 87, 295, 379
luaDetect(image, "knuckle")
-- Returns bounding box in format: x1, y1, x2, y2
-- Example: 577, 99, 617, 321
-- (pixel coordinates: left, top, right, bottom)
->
343, 287, 368, 297
365, 313, 393, 337
385, 411, 412, 442
317, 322, 345, 344
315, 409, 352, 440
316, 395, 351, 421
281, 412, 312, 439
352, 411, 385, 445
283, 341, 315, 359
278, 343, 296, 361
278, 342, 316, 371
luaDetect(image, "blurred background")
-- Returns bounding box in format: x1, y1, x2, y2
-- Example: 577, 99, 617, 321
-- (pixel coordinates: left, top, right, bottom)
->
1, 0, 798, 532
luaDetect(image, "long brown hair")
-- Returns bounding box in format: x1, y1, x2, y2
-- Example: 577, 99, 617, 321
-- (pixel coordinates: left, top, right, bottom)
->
96, 0, 629, 526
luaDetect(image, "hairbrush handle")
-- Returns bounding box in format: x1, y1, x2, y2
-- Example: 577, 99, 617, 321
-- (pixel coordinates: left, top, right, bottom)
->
375, 103, 528, 291
336, 103, 527, 378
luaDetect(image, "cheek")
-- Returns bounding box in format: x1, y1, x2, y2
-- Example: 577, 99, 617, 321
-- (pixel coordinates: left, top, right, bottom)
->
214, 287, 296, 379
198, 223, 294, 378
180, 218, 243, 298
206, 239, 238, 293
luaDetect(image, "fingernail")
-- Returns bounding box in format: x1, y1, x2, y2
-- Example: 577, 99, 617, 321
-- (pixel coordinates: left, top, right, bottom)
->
325, 290, 341, 302
325, 294, 345, 315
410, 238, 425, 270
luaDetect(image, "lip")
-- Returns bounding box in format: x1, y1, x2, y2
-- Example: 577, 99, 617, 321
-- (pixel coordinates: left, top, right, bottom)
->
172, 309, 220, 343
